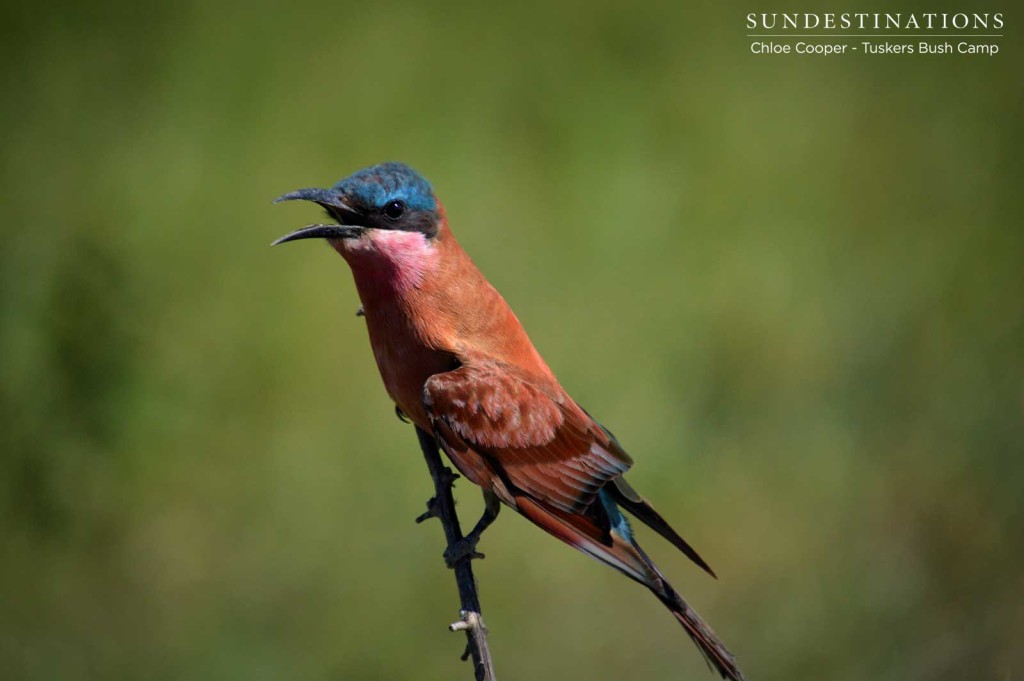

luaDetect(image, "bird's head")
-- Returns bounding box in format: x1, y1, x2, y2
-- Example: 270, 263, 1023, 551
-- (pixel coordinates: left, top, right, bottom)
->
272, 162, 441, 245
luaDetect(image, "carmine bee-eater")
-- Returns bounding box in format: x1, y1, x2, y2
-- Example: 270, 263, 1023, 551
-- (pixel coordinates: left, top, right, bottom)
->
273, 162, 745, 680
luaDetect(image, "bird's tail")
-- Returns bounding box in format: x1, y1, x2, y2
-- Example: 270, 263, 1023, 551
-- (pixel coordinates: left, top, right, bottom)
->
651, 565, 746, 681
515, 492, 746, 681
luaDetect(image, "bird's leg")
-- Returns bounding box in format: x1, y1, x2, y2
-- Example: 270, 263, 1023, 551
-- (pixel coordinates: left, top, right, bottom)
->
444, 490, 501, 568
468, 489, 502, 539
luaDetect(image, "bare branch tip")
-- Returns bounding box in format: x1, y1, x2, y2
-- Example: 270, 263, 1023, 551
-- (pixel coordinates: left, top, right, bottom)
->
414, 427, 496, 680
415, 497, 440, 524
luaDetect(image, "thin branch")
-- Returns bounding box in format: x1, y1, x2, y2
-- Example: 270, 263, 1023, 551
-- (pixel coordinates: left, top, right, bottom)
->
414, 426, 496, 681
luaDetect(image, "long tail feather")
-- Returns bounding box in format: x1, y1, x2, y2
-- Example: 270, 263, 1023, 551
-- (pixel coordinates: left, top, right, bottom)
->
514, 494, 746, 680
655, 579, 746, 681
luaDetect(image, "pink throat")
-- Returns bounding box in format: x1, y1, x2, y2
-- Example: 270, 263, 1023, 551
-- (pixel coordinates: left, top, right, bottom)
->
334, 229, 438, 297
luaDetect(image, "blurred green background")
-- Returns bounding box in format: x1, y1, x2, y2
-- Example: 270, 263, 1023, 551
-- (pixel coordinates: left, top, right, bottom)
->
2, 1, 1021, 680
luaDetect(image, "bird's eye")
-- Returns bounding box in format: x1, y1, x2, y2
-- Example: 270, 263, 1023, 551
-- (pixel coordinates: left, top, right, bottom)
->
382, 200, 405, 220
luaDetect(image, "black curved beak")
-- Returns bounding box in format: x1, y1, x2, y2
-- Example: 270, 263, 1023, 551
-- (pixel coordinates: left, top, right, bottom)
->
273, 187, 354, 211
272, 187, 365, 245
271, 223, 364, 246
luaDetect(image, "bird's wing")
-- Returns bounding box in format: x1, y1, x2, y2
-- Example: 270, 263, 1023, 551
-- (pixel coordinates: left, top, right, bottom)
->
423, 361, 632, 514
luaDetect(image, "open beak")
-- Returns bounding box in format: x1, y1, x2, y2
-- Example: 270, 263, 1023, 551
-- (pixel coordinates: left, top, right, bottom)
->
272, 187, 365, 245
271, 223, 363, 245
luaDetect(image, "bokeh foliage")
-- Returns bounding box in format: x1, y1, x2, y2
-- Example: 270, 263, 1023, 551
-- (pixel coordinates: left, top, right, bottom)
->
1, 1, 1021, 680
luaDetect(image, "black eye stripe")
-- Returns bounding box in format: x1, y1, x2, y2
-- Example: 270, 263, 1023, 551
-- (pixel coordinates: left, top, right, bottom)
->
382, 200, 405, 220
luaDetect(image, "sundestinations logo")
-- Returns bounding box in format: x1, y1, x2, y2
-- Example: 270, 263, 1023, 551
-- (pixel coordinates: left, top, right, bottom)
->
745, 12, 1004, 57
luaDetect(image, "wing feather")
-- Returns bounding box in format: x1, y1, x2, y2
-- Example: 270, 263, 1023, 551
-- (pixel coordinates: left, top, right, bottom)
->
424, 361, 632, 513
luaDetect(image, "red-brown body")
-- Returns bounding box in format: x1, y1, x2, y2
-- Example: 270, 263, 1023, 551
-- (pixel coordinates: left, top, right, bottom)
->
340, 206, 551, 418
334, 205, 564, 501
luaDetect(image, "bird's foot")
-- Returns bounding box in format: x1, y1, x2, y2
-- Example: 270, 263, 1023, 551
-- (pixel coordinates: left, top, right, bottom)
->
444, 535, 485, 568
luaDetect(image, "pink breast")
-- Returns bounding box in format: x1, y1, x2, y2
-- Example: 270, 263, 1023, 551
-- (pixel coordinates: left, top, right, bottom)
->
336, 229, 439, 294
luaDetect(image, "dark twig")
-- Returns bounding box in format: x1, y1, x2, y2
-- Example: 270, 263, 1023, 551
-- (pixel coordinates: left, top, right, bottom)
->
414, 426, 496, 681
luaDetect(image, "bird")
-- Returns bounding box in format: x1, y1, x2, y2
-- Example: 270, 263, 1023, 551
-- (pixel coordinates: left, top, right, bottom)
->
272, 161, 745, 680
